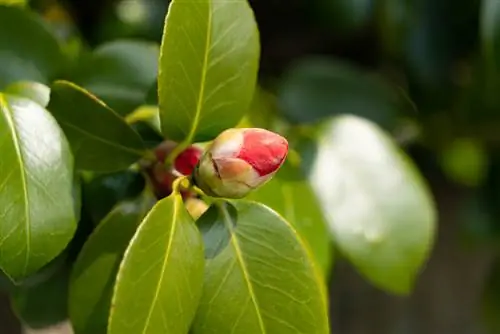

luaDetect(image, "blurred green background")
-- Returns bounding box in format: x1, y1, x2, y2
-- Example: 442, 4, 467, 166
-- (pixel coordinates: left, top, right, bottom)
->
4, 0, 500, 333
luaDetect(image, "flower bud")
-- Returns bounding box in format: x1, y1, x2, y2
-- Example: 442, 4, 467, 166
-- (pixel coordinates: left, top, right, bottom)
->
174, 146, 202, 175
194, 128, 288, 198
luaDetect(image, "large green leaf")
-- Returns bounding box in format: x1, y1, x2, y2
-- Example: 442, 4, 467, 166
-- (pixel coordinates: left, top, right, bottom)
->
247, 161, 333, 276
481, 0, 500, 71
192, 201, 329, 334
0, 5, 65, 88
72, 40, 160, 115
4, 81, 50, 108
47, 81, 146, 172
108, 192, 204, 334
69, 193, 156, 334
277, 57, 408, 129
158, 0, 260, 143
0, 94, 76, 281
11, 266, 70, 329
309, 115, 436, 295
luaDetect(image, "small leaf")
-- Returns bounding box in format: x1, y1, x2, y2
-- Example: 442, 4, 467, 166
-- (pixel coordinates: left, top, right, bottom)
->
278, 57, 408, 129
158, 0, 260, 143
81, 170, 146, 225
108, 193, 205, 334
69, 194, 156, 334
0, 94, 76, 280
0, 5, 65, 88
72, 40, 160, 115
11, 266, 70, 329
47, 81, 146, 172
4, 81, 50, 107
309, 115, 436, 294
192, 201, 329, 334
247, 161, 333, 276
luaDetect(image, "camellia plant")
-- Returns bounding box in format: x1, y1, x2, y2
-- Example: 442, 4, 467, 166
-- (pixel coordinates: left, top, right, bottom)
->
0, 0, 438, 333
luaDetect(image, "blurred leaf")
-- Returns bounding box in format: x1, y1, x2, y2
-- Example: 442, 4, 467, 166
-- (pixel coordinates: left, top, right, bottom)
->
192, 201, 329, 334
376, 0, 412, 57
47, 81, 146, 172
158, 0, 260, 143
311, 0, 373, 33
482, 258, 500, 334
0, 0, 25, 6
108, 192, 204, 334
11, 266, 70, 329
481, 0, 500, 71
69, 194, 155, 334
247, 86, 277, 129
0, 5, 65, 88
3, 81, 50, 108
0, 93, 76, 281
278, 57, 409, 129
82, 170, 146, 225
439, 138, 488, 187
247, 161, 333, 276
72, 40, 160, 115
309, 115, 436, 295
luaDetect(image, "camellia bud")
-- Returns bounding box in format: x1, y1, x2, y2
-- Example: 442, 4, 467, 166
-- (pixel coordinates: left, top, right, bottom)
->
194, 128, 288, 199
174, 146, 202, 175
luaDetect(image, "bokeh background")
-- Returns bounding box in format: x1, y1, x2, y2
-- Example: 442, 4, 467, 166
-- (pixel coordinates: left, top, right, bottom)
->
3, 0, 500, 333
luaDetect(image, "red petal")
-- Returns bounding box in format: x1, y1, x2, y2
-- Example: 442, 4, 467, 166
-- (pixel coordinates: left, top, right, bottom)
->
175, 146, 203, 175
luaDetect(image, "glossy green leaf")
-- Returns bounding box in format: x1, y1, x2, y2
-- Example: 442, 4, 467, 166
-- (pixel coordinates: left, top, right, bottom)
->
247, 161, 333, 276
309, 115, 436, 295
4, 81, 50, 108
278, 57, 408, 129
69, 194, 156, 334
108, 192, 204, 334
11, 266, 70, 329
192, 201, 329, 334
81, 170, 146, 225
158, 0, 260, 143
47, 81, 146, 172
72, 40, 160, 115
0, 5, 65, 88
0, 93, 76, 280
481, 0, 500, 70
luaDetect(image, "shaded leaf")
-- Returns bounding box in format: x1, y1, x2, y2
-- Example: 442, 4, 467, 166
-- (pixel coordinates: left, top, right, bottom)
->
481, 0, 500, 71
247, 161, 333, 276
278, 57, 408, 129
4, 81, 50, 108
0, 93, 76, 280
72, 40, 160, 115
108, 192, 204, 334
11, 266, 70, 329
81, 170, 146, 225
69, 193, 156, 334
158, 0, 260, 143
192, 201, 329, 334
309, 115, 436, 295
47, 81, 146, 172
0, 5, 65, 88
312, 0, 373, 33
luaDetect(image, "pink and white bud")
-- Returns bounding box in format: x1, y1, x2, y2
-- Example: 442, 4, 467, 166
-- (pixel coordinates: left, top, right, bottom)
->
194, 128, 288, 198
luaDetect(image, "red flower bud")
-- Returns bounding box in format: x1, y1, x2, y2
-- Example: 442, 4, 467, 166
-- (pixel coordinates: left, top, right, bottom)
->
174, 146, 202, 175
194, 128, 288, 198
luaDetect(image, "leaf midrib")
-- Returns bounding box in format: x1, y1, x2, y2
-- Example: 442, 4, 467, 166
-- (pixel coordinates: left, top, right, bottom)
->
219, 203, 267, 334
0, 94, 31, 277
140, 196, 180, 333
185, 0, 213, 143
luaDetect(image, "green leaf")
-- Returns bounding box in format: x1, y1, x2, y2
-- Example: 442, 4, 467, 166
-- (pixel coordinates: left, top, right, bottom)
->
481, 0, 500, 71
481, 258, 500, 334
158, 0, 260, 143
11, 266, 70, 329
81, 170, 146, 225
108, 192, 204, 334
0, 0, 26, 6
311, 0, 373, 33
192, 201, 329, 334
0, 93, 76, 280
4, 81, 50, 108
0, 5, 65, 88
310, 115, 436, 295
72, 40, 160, 115
247, 161, 333, 276
47, 81, 146, 172
278, 57, 409, 129
69, 193, 156, 334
